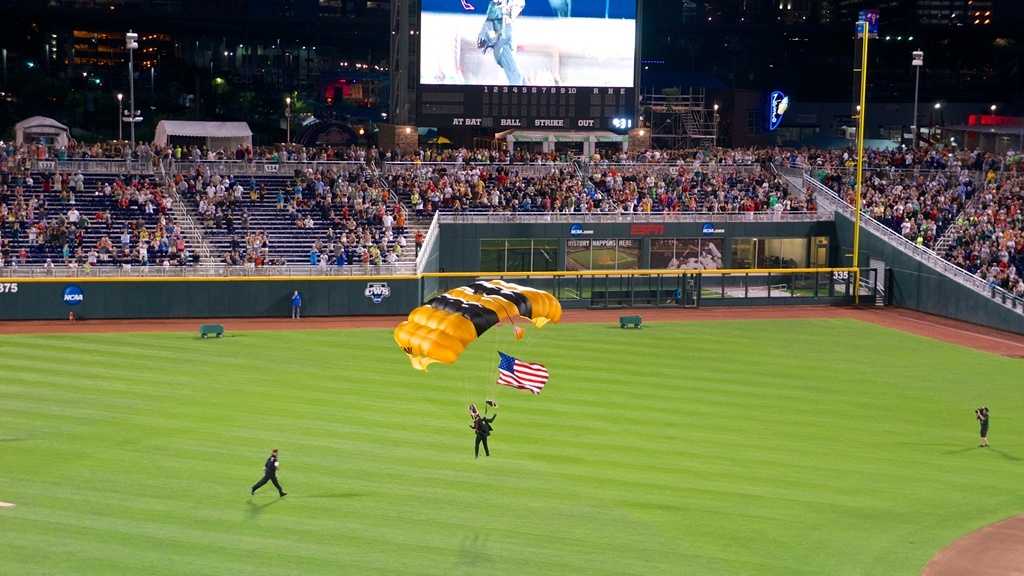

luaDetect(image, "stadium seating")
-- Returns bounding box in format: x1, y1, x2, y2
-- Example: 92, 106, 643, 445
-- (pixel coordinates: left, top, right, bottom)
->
176, 166, 424, 267
0, 171, 192, 268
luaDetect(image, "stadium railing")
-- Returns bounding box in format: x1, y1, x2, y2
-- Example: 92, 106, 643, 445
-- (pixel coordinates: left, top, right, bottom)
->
0, 263, 417, 279
382, 161, 574, 178
436, 211, 823, 224
421, 266, 872, 308
800, 172, 1024, 315
29, 158, 371, 176
579, 161, 758, 177
416, 212, 441, 275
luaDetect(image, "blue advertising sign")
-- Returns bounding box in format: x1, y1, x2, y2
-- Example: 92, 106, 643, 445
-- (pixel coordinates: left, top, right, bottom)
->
856, 9, 879, 38
63, 285, 84, 306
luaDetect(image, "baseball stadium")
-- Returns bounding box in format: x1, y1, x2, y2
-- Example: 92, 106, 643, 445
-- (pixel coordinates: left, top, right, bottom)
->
3, 2, 1024, 575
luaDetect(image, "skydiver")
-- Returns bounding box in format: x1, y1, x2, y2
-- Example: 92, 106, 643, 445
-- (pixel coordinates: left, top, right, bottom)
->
469, 401, 498, 458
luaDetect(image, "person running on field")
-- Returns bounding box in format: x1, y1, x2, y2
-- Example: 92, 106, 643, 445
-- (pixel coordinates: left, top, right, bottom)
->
251, 448, 287, 497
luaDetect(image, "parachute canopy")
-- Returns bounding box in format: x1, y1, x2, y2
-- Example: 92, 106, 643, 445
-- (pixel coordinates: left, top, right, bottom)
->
394, 280, 562, 370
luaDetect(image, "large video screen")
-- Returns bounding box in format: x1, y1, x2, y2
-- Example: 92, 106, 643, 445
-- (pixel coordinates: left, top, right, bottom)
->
419, 0, 636, 87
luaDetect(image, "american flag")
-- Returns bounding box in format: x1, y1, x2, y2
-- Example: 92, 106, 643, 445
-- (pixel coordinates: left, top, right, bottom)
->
496, 352, 548, 395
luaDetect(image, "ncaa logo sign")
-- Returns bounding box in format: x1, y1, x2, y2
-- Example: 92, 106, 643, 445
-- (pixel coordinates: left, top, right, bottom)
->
364, 282, 391, 304
63, 285, 84, 306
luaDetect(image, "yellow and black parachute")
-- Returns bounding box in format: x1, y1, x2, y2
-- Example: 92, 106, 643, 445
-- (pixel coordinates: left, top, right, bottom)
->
394, 280, 561, 370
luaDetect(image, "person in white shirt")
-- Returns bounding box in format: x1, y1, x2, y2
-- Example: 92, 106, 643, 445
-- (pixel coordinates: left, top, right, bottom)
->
67, 207, 80, 224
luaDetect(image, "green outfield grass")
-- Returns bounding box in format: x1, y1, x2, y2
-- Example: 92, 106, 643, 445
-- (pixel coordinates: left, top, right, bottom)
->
1, 318, 1022, 575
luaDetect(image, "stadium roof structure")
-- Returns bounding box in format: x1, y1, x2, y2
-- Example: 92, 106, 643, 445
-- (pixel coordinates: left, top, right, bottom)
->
154, 120, 253, 149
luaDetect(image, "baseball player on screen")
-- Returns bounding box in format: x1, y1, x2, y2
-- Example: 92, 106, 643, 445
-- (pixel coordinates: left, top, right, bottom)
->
476, 0, 526, 85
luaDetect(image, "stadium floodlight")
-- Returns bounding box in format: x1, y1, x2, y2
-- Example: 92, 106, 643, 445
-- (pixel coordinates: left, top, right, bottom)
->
712, 104, 720, 148
285, 97, 293, 144
911, 50, 924, 147
116, 93, 123, 141
125, 31, 139, 151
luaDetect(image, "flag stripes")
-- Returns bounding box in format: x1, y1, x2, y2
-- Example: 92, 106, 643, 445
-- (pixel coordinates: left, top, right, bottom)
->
496, 352, 549, 395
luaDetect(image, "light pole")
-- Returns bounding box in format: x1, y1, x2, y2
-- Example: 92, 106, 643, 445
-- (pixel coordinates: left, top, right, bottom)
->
712, 103, 720, 148
285, 96, 292, 144
116, 93, 123, 141
126, 31, 138, 151
911, 50, 923, 148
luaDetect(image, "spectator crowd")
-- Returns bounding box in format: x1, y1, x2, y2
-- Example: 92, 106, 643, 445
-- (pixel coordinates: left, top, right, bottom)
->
6, 137, 1024, 296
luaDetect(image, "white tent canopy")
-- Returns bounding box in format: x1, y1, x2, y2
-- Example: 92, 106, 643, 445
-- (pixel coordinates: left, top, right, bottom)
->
15, 116, 70, 147
154, 120, 252, 150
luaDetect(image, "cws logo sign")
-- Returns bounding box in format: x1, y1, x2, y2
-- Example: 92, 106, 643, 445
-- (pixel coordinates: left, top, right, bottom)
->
63, 285, 84, 306
364, 282, 391, 304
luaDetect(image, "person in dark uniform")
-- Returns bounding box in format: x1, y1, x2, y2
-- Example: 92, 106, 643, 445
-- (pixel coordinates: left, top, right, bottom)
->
976, 407, 990, 447
470, 401, 498, 458
251, 448, 287, 496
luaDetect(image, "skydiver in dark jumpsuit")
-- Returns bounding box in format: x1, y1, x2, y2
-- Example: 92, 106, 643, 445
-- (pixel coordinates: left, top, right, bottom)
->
469, 402, 498, 458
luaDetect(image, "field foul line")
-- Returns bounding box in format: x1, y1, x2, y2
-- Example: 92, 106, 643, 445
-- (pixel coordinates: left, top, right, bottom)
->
884, 311, 1024, 351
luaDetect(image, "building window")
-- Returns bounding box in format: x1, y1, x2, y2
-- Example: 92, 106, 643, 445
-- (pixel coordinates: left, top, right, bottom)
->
650, 238, 723, 269
481, 239, 561, 272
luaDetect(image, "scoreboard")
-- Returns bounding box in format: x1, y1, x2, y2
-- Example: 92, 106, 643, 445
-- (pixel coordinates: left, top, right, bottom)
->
418, 85, 636, 132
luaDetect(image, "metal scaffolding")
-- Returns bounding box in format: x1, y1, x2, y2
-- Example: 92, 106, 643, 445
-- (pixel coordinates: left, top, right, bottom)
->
643, 88, 716, 149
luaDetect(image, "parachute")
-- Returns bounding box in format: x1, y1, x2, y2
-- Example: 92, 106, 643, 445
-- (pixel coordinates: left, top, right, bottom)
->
394, 280, 562, 370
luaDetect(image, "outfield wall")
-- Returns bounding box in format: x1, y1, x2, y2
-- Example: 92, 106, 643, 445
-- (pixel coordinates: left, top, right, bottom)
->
835, 213, 1024, 335
0, 268, 863, 321
0, 277, 421, 321
0, 219, 864, 321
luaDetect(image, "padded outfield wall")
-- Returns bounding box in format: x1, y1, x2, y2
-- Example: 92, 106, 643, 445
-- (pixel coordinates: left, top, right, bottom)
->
835, 213, 1024, 335
0, 219, 847, 320
0, 277, 421, 321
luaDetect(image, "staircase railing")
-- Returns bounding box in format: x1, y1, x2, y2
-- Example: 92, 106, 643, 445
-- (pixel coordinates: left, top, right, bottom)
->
415, 211, 440, 275
158, 159, 212, 264
801, 173, 1024, 315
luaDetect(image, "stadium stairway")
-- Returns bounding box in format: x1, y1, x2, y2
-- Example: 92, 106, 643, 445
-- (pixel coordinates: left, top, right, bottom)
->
183, 169, 424, 267
781, 166, 1024, 334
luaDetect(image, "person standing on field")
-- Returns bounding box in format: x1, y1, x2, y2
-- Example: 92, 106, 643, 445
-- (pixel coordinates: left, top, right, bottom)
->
251, 448, 287, 497
291, 290, 302, 319
976, 407, 990, 447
